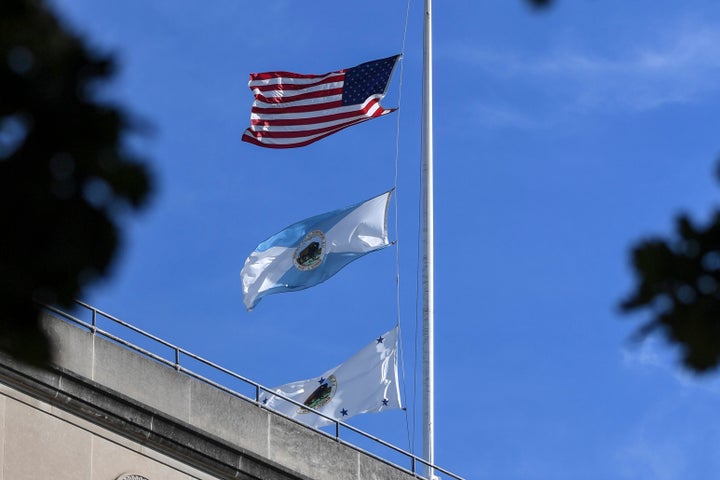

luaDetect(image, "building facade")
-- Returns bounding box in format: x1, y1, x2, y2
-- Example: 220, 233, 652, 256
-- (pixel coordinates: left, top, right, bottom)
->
0, 310, 420, 480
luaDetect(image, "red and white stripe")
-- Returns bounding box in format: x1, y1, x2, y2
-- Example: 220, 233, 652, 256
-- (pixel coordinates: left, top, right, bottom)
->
242, 69, 395, 148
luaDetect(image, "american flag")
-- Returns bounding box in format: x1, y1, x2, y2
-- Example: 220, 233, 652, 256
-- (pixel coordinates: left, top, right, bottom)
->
242, 55, 400, 149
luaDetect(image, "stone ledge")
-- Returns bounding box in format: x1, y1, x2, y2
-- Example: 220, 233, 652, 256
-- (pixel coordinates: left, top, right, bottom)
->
0, 355, 309, 480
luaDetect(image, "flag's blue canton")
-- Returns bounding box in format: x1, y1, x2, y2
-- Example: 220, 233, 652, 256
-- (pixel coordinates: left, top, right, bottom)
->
342, 56, 399, 106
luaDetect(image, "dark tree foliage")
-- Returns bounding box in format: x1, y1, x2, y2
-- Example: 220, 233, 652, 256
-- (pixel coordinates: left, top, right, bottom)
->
526, 0, 554, 9
622, 162, 720, 373
0, 0, 152, 367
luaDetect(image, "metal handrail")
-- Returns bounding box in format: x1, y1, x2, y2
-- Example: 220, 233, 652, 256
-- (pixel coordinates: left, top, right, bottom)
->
42, 301, 465, 480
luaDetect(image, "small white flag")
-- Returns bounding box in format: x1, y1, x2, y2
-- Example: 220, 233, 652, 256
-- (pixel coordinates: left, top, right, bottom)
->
262, 326, 402, 428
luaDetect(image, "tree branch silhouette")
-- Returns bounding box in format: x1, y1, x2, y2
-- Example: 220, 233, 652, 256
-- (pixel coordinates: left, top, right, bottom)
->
622, 160, 720, 373
0, 0, 152, 367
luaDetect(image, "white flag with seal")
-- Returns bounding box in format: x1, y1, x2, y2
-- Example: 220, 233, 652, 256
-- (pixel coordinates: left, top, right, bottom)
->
262, 326, 402, 428
240, 190, 392, 311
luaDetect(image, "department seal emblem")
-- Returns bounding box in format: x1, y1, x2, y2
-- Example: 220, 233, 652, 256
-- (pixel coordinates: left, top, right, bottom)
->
299, 374, 337, 413
294, 230, 326, 271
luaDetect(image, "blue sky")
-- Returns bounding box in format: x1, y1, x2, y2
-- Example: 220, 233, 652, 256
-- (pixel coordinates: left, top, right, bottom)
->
50, 1, 720, 479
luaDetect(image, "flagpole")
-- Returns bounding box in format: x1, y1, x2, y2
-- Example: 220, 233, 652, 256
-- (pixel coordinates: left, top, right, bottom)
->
421, 0, 435, 477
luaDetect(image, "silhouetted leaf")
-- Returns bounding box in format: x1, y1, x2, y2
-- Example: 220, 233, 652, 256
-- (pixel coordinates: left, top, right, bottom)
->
622, 166, 720, 373
0, 0, 152, 367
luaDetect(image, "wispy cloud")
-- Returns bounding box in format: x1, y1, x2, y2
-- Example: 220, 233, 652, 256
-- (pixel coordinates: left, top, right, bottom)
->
621, 337, 720, 394
612, 393, 720, 480
621, 338, 667, 371
451, 23, 720, 126
537, 27, 720, 110
615, 331, 720, 480
469, 103, 548, 129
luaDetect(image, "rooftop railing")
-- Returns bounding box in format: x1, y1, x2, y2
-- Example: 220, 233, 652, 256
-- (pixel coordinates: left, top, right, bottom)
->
43, 300, 464, 480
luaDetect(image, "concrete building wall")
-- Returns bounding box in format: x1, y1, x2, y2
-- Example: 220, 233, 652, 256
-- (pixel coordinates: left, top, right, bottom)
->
0, 383, 216, 480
